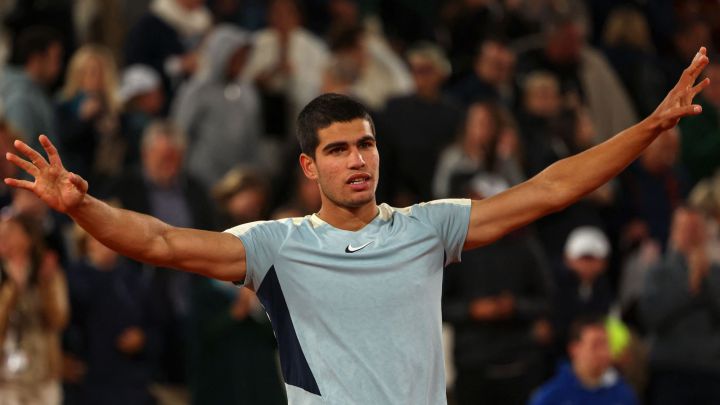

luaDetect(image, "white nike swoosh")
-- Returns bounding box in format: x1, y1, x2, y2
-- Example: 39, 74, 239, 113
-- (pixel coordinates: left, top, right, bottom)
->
345, 241, 373, 253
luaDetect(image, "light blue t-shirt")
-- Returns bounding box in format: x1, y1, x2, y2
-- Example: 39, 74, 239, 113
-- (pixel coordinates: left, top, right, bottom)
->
225, 199, 471, 405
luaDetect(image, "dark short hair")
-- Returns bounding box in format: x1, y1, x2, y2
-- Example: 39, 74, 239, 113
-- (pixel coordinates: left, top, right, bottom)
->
568, 315, 606, 344
296, 93, 375, 158
12, 25, 61, 65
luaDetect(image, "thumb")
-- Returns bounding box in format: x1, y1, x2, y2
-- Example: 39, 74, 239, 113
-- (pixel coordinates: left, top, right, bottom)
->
68, 172, 88, 194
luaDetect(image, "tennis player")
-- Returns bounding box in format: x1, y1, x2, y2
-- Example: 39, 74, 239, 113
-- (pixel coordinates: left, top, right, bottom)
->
4, 48, 710, 405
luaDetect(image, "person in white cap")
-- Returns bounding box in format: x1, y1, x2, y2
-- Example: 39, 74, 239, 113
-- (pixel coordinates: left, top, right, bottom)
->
552, 226, 613, 356
119, 65, 166, 170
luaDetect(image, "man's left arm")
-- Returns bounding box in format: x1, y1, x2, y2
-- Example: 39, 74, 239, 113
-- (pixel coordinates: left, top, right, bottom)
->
464, 47, 710, 250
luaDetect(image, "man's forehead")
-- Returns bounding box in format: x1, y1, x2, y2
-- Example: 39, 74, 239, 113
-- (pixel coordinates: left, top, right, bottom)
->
317, 119, 374, 144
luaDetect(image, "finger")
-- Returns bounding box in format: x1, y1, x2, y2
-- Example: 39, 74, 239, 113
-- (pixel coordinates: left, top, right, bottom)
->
5, 152, 39, 176
679, 50, 709, 88
68, 172, 88, 194
664, 104, 703, 121
4, 177, 34, 191
691, 77, 711, 98
13, 139, 49, 168
39, 135, 64, 168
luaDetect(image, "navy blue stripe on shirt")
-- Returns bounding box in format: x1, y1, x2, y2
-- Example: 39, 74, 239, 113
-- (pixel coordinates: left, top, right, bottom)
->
256, 266, 321, 396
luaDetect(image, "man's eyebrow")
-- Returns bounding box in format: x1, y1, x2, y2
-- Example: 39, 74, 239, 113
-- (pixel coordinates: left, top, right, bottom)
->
322, 141, 349, 152
321, 135, 375, 152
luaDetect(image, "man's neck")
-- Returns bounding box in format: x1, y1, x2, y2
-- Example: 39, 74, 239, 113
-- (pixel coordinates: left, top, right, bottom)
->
573, 363, 603, 389
316, 200, 378, 231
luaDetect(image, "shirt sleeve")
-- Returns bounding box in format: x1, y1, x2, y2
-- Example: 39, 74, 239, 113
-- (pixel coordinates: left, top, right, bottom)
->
409, 199, 471, 266
224, 220, 285, 290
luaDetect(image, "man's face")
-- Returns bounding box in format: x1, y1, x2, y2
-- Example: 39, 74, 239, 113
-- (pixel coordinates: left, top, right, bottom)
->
570, 326, 612, 379
39, 42, 63, 86
301, 119, 379, 209
409, 56, 445, 96
142, 134, 184, 186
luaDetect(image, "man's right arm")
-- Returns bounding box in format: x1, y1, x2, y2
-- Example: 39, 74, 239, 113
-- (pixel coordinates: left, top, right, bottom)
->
4, 135, 247, 282
69, 196, 247, 281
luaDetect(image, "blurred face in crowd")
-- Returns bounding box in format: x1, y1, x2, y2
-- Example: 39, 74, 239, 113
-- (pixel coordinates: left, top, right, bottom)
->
269, 0, 301, 34
133, 87, 165, 116
546, 21, 584, 64
475, 40, 515, 84
670, 208, 706, 254
329, 0, 359, 27
34, 41, 63, 87
226, 45, 252, 80
674, 21, 711, 60
301, 119, 378, 209
566, 255, 607, 284
463, 104, 497, 155
641, 128, 678, 173
524, 76, 561, 118
142, 133, 185, 186
226, 187, 267, 224
570, 325, 612, 385
80, 55, 106, 94
409, 55, 446, 98
0, 217, 31, 259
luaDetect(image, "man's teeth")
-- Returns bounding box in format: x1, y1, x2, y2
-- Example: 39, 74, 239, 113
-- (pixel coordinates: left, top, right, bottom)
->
350, 179, 365, 184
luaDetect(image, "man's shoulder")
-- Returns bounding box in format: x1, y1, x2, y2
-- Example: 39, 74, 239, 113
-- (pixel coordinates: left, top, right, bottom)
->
224, 216, 309, 238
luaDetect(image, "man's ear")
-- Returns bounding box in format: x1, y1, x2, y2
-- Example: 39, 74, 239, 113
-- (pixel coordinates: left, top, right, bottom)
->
299, 153, 318, 180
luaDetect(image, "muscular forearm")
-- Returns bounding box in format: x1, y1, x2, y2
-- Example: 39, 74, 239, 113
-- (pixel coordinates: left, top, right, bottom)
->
68, 195, 176, 267
538, 116, 663, 210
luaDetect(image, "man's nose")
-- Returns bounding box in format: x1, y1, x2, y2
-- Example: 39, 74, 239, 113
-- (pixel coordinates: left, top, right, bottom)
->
348, 148, 366, 169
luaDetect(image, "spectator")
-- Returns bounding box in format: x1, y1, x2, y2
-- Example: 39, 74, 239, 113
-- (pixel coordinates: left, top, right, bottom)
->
378, 42, 463, 205
433, 102, 523, 199
678, 58, 720, 183
601, 6, 667, 118
618, 128, 690, 251
552, 227, 614, 356
187, 167, 285, 405
0, 213, 68, 405
56, 44, 122, 182
516, 14, 638, 141
212, 167, 270, 229
443, 176, 553, 405
64, 225, 163, 405
242, 0, 329, 138
0, 26, 63, 150
172, 25, 263, 189
529, 316, 638, 405
641, 206, 720, 405
449, 37, 517, 109
117, 65, 166, 172
124, 0, 211, 110
326, 25, 414, 110
105, 121, 216, 397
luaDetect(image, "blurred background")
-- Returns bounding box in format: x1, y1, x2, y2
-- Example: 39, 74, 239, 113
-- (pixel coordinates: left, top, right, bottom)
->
1, 0, 720, 404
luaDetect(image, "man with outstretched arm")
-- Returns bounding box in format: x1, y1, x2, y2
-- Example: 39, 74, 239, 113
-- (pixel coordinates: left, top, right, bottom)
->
4, 48, 711, 405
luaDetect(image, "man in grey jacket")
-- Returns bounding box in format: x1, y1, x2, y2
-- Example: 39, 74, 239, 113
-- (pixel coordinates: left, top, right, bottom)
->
0, 26, 63, 150
641, 206, 720, 405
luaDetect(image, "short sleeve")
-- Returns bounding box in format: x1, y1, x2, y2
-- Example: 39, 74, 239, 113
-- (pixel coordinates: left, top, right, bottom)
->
409, 199, 471, 266
224, 220, 286, 290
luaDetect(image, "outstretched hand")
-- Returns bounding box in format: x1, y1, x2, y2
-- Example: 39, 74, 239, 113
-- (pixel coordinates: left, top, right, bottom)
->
4, 135, 88, 214
652, 46, 711, 131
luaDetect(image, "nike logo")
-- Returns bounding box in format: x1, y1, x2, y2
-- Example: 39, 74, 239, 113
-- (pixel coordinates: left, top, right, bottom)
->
345, 241, 373, 253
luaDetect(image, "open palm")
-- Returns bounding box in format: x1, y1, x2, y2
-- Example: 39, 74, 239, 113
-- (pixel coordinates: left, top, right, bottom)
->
4, 135, 88, 214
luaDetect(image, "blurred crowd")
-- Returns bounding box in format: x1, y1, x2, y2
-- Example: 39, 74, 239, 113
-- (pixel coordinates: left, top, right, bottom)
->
1, 0, 720, 404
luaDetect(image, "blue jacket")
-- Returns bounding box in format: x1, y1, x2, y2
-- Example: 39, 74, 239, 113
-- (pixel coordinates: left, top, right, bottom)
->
529, 363, 637, 405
